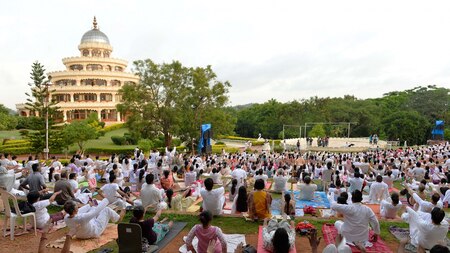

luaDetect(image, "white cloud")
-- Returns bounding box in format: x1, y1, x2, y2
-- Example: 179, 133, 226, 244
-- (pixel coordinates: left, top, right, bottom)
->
1, 0, 450, 109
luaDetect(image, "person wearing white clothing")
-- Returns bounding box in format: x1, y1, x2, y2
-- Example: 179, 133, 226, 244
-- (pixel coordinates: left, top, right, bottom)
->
200, 178, 225, 216
272, 169, 289, 193
64, 198, 125, 239
298, 176, 317, 200
231, 166, 247, 188
29, 190, 62, 229
99, 174, 129, 208
405, 185, 443, 213
254, 169, 268, 184
331, 190, 380, 245
380, 193, 402, 219
367, 175, 389, 203
348, 172, 364, 193
137, 174, 163, 211
401, 207, 448, 251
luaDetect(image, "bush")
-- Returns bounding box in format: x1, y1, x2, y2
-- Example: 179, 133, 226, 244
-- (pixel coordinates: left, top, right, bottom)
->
123, 133, 138, 145
251, 141, 264, 146
103, 123, 125, 133
19, 129, 29, 138
111, 136, 126, 145
85, 147, 134, 155
172, 138, 182, 147
0, 147, 32, 155
214, 141, 226, 145
138, 139, 153, 152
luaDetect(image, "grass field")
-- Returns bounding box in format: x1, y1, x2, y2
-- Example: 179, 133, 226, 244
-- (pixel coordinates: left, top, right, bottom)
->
0, 130, 23, 141
67, 128, 135, 152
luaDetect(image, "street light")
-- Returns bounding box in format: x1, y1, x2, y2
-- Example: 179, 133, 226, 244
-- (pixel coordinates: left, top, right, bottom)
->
44, 76, 52, 161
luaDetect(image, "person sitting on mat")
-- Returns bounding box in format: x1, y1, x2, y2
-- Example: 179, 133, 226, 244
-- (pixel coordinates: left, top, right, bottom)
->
200, 178, 226, 216
262, 217, 296, 253
165, 188, 197, 211
248, 179, 272, 220
367, 175, 389, 204
380, 192, 402, 219
331, 190, 380, 249
231, 185, 248, 214
64, 198, 126, 239
130, 206, 173, 245
28, 190, 64, 229
281, 192, 295, 216
298, 176, 317, 200
186, 210, 227, 253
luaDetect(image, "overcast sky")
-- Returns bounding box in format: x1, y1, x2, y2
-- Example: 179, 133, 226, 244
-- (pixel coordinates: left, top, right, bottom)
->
1, 0, 450, 109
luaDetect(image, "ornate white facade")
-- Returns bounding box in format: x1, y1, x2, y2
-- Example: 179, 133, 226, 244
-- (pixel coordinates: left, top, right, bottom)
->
16, 17, 139, 123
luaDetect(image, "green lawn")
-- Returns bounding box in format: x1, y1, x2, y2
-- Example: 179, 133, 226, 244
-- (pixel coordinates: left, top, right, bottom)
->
68, 128, 135, 152
0, 130, 23, 141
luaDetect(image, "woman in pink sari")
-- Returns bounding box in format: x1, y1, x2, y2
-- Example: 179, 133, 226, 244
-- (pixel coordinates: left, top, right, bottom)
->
186, 211, 227, 253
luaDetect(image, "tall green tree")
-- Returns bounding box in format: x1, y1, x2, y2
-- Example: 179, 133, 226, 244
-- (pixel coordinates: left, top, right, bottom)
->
25, 62, 60, 155
118, 59, 234, 147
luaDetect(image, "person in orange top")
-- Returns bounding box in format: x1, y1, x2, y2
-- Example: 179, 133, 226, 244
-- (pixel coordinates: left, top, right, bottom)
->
160, 170, 174, 191
248, 179, 272, 221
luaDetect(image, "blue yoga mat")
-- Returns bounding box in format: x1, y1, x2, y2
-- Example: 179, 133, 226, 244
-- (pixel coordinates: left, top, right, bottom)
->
285, 190, 330, 209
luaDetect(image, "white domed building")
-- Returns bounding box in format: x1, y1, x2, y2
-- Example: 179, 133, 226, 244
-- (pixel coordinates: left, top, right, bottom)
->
17, 17, 139, 123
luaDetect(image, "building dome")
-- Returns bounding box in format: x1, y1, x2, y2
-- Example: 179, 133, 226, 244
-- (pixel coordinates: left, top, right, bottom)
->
80, 17, 110, 44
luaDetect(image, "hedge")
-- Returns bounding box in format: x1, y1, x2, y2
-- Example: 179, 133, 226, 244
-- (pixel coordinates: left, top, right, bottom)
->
103, 123, 125, 133
4, 139, 29, 145
84, 147, 135, 155
211, 146, 239, 154
0, 147, 32, 155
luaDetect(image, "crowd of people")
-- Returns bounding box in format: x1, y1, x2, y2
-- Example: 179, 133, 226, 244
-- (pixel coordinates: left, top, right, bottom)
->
1, 142, 450, 252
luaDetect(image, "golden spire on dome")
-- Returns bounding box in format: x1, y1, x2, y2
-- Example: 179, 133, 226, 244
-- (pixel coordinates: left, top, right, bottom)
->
93, 16, 98, 29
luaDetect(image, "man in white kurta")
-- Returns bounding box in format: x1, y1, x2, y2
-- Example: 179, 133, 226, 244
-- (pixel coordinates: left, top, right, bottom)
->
380, 193, 402, 219
331, 190, 380, 245
401, 207, 448, 250
64, 198, 122, 239
368, 176, 389, 203
200, 178, 225, 216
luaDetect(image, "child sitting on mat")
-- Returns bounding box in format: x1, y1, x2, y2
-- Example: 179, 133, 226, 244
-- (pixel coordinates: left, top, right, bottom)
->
130, 206, 173, 245
186, 211, 227, 253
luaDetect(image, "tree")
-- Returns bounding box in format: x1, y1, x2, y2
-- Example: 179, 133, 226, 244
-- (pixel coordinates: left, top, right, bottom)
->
308, 124, 326, 137
25, 61, 59, 121
381, 111, 431, 145
178, 66, 233, 142
62, 120, 98, 152
118, 59, 234, 146
24, 62, 60, 156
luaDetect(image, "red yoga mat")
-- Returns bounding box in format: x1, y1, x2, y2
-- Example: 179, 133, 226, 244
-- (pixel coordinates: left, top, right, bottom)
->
322, 224, 392, 253
257, 226, 296, 253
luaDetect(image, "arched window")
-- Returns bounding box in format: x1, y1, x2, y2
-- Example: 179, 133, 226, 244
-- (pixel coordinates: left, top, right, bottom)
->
52, 94, 70, 102
114, 66, 123, 72
81, 79, 107, 86
92, 49, 101, 57
103, 51, 110, 58
100, 93, 113, 101
69, 64, 83, 71
82, 50, 89, 56
106, 65, 112, 71
101, 109, 117, 121
73, 93, 97, 102
56, 79, 76, 86
111, 80, 121, 86
86, 64, 103, 71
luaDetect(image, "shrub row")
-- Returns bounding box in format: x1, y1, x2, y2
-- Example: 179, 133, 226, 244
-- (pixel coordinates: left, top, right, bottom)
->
85, 147, 135, 155
4, 139, 29, 145
0, 147, 32, 155
103, 123, 125, 133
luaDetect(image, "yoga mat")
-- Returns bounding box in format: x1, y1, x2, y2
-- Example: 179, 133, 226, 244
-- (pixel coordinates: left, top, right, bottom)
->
47, 224, 118, 253
156, 222, 187, 252
286, 190, 331, 209
389, 226, 450, 252
257, 226, 296, 253
322, 224, 392, 253
179, 233, 246, 253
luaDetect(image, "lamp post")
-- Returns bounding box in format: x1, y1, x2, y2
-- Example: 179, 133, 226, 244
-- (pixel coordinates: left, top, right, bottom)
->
44, 77, 52, 161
